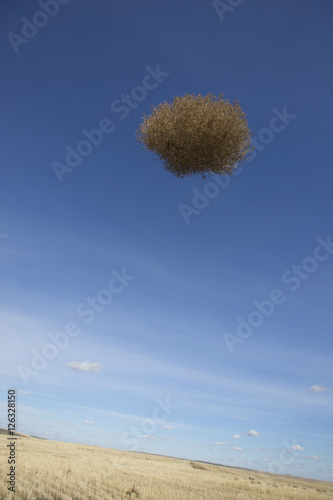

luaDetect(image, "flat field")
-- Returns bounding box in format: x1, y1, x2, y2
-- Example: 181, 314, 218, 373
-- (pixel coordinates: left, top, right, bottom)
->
0, 434, 332, 499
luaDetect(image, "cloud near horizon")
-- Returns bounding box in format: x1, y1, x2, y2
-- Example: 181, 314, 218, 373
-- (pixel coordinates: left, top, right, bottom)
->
66, 361, 105, 372
291, 444, 304, 451
304, 455, 321, 461
245, 430, 259, 437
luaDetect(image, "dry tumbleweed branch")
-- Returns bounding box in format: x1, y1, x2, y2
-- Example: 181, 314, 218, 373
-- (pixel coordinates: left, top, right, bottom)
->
136, 93, 254, 178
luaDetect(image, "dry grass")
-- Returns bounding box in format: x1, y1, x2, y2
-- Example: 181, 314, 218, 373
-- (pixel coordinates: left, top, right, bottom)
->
0, 435, 332, 499
136, 93, 253, 178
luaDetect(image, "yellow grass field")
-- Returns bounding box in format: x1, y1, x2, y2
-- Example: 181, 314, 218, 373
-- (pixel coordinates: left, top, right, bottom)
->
0, 434, 332, 499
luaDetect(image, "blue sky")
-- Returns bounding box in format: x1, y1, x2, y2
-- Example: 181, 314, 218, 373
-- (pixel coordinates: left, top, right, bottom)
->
1, 0, 333, 482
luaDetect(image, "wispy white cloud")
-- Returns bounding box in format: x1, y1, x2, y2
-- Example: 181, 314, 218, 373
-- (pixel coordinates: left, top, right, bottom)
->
82, 242, 181, 288
163, 425, 174, 430
233, 447, 242, 452
66, 361, 105, 372
233, 434, 241, 439
310, 385, 330, 393
304, 455, 321, 461
84, 420, 94, 425
245, 430, 259, 437
291, 444, 304, 451
214, 441, 225, 445
2, 305, 333, 425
